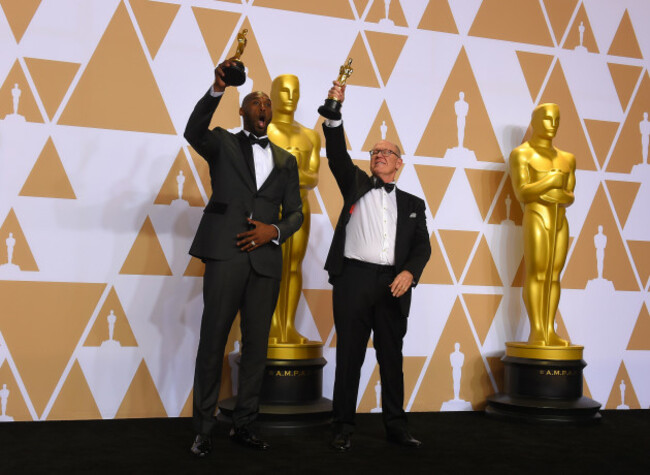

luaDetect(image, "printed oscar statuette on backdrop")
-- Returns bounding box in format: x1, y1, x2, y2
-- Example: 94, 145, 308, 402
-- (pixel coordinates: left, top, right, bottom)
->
317, 58, 354, 120
220, 29, 249, 86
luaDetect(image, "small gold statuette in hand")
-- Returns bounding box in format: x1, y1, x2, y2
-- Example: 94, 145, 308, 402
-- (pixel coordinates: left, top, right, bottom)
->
318, 58, 353, 120
221, 29, 248, 86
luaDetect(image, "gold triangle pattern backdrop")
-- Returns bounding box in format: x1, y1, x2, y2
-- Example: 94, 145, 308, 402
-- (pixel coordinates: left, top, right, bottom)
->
0, 0, 649, 421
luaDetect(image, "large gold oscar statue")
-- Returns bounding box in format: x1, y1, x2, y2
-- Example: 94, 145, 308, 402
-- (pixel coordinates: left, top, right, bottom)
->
267, 74, 322, 360
508, 103, 581, 360
486, 103, 600, 422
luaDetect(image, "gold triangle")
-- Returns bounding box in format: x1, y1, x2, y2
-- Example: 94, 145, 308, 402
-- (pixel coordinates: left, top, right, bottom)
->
584, 120, 619, 169
464, 236, 503, 286
605, 180, 641, 229
627, 241, 650, 291
46, 361, 101, 420
562, 3, 599, 53
535, 62, 597, 171
19, 137, 76, 199
607, 63, 643, 111
542, 0, 578, 45
0, 281, 105, 417
419, 233, 453, 285
0, 362, 33, 421
313, 115, 353, 154
0, 0, 41, 43
115, 360, 168, 418
463, 293, 502, 345
0, 60, 44, 123
604, 363, 640, 409
183, 256, 205, 277
84, 287, 138, 347
627, 304, 650, 350
418, 0, 458, 33
415, 48, 503, 163
253, 0, 355, 19
344, 34, 380, 88
130, 0, 179, 60
608, 72, 650, 173
352, 0, 371, 18
191, 7, 241, 67
154, 150, 205, 207
23, 58, 79, 121
362, 101, 405, 153
119, 216, 173, 276
0, 208, 38, 271
302, 289, 334, 344
413, 164, 455, 219
562, 185, 638, 291
366, 0, 408, 27
511, 256, 525, 287
608, 10, 643, 59
439, 230, 479, 281
58, 2, 175, 134
464, 169, 505, 221
468, 0, 553, 47
365, 31, 407, 85
411, 299, 492, 411
316, 158, 367, 231
516, 51, 554, 101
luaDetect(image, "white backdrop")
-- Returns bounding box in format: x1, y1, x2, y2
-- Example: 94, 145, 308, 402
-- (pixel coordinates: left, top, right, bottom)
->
0, 0, 649, 421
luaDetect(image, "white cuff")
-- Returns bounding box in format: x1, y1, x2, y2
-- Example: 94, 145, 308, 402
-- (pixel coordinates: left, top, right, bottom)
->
210, 87, 224, 98
271, 225, 281, 245
324, 118, 342, 128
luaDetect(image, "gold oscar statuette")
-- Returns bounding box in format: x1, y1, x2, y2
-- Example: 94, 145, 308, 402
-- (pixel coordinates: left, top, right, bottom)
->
507, 103, 583, 360
267, 74, 322, 360
317, 58, 353, 120
220, 29, 248, 86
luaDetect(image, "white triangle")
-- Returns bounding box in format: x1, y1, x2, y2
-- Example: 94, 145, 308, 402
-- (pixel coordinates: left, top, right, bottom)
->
405, 284, 457, 356
433, 167, 483, 230
560, 288, 643, 404
77, 347, 141, 419
623, 351, 650, 409
114, 275, 203, 417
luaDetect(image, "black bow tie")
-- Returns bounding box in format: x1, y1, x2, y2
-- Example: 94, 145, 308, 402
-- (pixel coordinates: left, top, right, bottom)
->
248, 134, 269, 148
373, 177, 395, 193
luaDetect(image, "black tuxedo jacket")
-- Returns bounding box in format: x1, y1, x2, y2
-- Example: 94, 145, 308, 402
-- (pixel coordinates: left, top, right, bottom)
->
184, 90, 303, 280
323, 123, 431, 317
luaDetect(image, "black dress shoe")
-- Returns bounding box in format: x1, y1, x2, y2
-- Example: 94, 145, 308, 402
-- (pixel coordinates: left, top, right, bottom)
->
331, 432, 351, 452
229, 427, 270, 450
387, 431, 422, 448
190, 434, 212, 457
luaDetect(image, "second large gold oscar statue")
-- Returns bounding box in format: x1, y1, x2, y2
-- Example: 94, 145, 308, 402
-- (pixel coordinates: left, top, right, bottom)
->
486, 104, 600, 422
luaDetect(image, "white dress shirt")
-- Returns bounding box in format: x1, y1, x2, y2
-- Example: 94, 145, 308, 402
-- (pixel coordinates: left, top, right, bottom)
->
324, 119, 397, 265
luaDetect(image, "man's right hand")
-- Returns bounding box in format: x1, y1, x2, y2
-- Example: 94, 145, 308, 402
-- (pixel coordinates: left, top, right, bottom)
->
213, 60, 234, 93
328, 81, 346, 103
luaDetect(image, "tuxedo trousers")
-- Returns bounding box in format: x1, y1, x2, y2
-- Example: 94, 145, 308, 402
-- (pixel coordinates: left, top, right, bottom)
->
192, 253, 279, 435
332, 258, 408, 434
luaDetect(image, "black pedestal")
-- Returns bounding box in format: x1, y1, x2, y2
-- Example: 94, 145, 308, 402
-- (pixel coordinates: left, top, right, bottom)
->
218, 357, 332, 431
486, 356, 601, 423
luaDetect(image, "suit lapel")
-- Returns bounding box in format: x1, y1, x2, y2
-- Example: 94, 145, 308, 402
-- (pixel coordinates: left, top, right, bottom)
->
395, 188, 409, 245
236, 131, 257, 190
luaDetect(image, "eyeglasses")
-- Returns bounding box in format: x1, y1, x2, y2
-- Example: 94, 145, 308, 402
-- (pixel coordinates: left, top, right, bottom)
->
369, 149, 399, 158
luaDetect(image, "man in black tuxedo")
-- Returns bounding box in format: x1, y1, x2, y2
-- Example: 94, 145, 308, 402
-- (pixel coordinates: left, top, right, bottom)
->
184, 60, 303, 457
322, 82, 431, 451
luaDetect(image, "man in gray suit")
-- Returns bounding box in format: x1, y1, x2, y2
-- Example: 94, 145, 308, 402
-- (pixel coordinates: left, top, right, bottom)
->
185, 60, 303, 457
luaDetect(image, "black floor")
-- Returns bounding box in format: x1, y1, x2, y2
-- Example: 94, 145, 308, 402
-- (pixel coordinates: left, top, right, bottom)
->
2, 410, 649, 474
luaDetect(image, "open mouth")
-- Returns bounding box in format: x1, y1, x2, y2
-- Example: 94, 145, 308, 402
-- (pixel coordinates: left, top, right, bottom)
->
257, 113, 267, 129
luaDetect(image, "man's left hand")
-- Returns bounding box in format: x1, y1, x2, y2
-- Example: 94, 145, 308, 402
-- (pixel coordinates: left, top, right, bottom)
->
389, 270, 413, 298
236, 218, 278, 252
